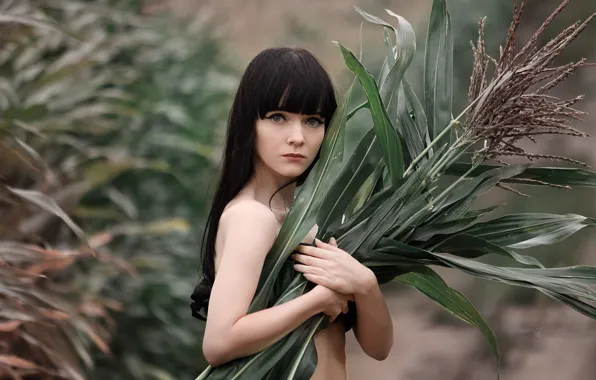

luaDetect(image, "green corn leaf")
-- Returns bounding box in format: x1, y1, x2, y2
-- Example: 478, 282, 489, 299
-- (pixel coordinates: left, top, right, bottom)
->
371, 239, 593, 301
424, 0, 454, 147
340, 146, 446, 251
446, 163, 596, 188
368, 238, 436, 265
463, 205, 502, 219
540, 290, 596, 319
431, 252, 596, 302
411, 216, 481, 242
317, 128, 383, 239
377, 10, 416, 108
381, 28, 394, 79
334, 41, 404, 184
335, 185, 396, 241
431, 164, 529, 223
461, 213, 596, 249
355, 7, 417, 170
396, 83, 425, 165
432, 234, 545, 268
387, 160, 522, 239
344, 161, 385, 218
509, 265, 596, 283
411, 204, 499, 243
403, 78, 431, 153
395, 266, 500, 377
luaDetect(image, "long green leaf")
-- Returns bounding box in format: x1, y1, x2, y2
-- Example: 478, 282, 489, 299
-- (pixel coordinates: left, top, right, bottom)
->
431, 164, 529, 223
403, 78, 431, 153
355, 8, 418, 170
396, 83, 425, 165
317, 128, 383, 239
395, 267, 500, 377
334, 42, 404, 184
377, 10, 416, 108
431, 252, 596, 302
344, 161, 384, 218
340, 146, 446, 253
446, 163, 596, 188
462, 213, 596, 249
433, 234, 545, 268
424, 0, 453, 146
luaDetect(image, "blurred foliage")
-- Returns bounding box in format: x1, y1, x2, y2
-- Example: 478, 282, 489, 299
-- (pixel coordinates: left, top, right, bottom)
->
0, 0, 236, 378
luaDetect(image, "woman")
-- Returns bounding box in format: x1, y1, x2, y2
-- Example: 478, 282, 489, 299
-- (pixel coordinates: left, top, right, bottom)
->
190, 47, 393, 379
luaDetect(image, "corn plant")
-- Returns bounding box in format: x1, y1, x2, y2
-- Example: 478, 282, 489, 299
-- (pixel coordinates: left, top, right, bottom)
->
196, 0, 596, 379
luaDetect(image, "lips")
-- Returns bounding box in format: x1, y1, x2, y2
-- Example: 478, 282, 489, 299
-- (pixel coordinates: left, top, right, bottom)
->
282, 153, 306, 158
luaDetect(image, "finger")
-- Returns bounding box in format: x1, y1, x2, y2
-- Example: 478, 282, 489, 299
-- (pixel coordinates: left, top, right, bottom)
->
329, 237, 338, 247
291, 253, 326, 268
302, 272, 330, 287
315, 237, 340, 252
293, 264, 325, 276
296, 244, 332, 259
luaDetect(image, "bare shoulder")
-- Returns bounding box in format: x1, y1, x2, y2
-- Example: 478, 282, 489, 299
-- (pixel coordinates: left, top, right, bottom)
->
221, 199, 280, 232
218, 200, 281, 254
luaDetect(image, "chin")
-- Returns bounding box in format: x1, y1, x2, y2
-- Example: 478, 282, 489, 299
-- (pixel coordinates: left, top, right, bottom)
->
276, 167, 308, 179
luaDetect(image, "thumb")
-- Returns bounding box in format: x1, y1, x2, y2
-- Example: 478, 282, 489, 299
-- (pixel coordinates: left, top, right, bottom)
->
329, 237, 338, 247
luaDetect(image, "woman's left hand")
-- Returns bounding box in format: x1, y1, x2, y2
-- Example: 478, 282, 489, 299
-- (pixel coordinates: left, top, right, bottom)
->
292, 237, 376, 296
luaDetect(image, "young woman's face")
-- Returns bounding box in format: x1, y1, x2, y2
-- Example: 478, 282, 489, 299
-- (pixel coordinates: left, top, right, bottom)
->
254, 110, 325, 180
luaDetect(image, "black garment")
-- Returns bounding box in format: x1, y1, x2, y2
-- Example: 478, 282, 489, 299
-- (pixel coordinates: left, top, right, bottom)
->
338, 300, 357, 332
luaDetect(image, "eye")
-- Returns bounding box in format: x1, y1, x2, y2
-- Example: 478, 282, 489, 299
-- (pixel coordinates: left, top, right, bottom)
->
305, 117, 324, 127
267, 113, 286, 123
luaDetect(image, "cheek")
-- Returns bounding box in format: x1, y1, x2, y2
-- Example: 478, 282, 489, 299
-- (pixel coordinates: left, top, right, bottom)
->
310, 128, 325, 152
254, 125, 280, 163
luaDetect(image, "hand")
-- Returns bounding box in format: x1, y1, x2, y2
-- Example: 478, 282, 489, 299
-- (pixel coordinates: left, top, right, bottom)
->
292, 237, 376, 296
309, 284, 353, 322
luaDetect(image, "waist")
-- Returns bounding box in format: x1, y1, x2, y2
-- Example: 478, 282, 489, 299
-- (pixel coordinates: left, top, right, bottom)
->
310, 322, 347, 380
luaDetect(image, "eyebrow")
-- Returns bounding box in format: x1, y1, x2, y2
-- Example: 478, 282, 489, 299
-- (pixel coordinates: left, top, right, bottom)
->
268, 110, 324, 119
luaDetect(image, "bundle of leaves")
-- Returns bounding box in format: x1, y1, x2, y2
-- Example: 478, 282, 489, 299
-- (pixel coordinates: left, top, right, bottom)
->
195, 0, 596, 379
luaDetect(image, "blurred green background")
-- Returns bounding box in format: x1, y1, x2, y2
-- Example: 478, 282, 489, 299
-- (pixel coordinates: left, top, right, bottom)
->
0, 0, 594, 379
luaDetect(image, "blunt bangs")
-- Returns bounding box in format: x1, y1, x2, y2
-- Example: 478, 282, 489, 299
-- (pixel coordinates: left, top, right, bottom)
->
248, 48, 336, 126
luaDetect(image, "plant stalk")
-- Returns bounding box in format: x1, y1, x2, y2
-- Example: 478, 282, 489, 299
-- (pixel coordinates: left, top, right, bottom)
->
403, 77, 504, 178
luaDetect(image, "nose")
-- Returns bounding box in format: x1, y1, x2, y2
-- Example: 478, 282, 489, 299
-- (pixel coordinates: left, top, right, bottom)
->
287, 120, 305, 146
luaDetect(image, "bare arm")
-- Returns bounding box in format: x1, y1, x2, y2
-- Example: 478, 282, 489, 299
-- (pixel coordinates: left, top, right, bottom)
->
352, 272, 394, 361
202, 201, 340, 367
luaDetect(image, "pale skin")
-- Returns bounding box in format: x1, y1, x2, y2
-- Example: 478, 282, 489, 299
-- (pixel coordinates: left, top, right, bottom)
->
202, 109, 393, 379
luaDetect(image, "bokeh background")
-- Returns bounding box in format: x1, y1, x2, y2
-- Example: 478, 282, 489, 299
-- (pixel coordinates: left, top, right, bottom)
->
1, 0, 595, 379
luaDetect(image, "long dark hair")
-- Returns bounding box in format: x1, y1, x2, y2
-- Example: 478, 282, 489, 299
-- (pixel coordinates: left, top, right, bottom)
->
190, 47, 338, 320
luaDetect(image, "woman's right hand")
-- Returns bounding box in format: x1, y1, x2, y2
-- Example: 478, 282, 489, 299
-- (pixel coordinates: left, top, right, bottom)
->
309, 284, 353, 322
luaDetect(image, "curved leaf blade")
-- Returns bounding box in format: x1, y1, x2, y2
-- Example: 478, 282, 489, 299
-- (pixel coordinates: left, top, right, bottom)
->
395, 266, 500, 377
424, 0, 453, 146
446, 163, 596, 188
462, 213, 596, 249
334, 42, 404, 184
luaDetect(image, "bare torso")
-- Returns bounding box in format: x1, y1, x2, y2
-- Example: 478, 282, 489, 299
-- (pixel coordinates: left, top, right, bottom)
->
213, 197, 348, 380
